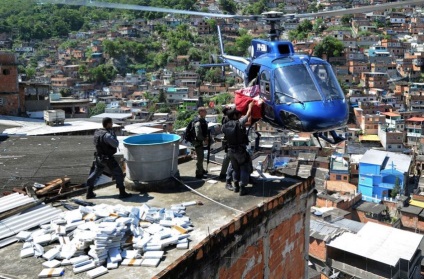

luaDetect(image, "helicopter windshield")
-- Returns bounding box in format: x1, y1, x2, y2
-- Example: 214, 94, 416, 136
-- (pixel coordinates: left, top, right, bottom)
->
309, 63, 345, 100
274, 65, 322, 104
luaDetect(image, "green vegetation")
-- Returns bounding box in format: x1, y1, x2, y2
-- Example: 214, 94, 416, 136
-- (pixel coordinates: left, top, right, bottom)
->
341, 14, 353, 26
89, 102, 106, 117
391, 177, 401, 198
313, 36, 344, 61
242, 0, 268, 15
219, 0, 237, 14
288, 20, 313, 41
174, 110, 197, 130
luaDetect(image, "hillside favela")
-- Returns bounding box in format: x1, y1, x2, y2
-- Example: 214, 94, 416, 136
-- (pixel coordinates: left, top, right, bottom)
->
4, 0, 424, 278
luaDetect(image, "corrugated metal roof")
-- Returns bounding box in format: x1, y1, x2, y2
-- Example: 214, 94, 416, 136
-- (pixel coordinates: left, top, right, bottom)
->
327, 222, 423, 267
310, 220, 346, 242
0, 193, 37, 213
401, 205, 423, 215
332, 219, 365, 233
355, 201, 386, 214
0, 205, 62, 240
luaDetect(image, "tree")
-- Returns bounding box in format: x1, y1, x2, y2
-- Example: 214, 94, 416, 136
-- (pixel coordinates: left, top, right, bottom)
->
341, 14, 353, 26
89, 102, 106, 117
314, 36, 344, 61
242, 0, 267, 15
25, 67, 36, 79
391, 177, 401, 198
158, 89, 167, 103
313, 18, 326, 34
205, 68, 223, 83
219, 0, 237, 14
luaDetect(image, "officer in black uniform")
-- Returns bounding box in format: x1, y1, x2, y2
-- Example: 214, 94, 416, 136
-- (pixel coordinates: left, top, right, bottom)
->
193, 107, 209, 179
222, 102, 253, 196
86, 117, 132, 199
219, 106, 231, 181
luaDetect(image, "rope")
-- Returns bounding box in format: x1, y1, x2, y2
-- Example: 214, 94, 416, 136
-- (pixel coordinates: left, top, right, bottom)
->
172, 175, 245, 215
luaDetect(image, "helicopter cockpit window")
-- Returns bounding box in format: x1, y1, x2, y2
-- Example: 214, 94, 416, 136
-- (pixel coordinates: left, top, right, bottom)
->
310, 64, 344, 100
260, 71, 271, 101
274, 65, 322, 104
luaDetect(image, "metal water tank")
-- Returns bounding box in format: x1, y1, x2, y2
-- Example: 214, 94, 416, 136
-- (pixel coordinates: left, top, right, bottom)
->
123, 133, 180, 182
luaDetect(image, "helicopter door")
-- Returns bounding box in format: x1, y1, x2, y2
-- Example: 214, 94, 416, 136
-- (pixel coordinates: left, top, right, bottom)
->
259, 70, 275, 121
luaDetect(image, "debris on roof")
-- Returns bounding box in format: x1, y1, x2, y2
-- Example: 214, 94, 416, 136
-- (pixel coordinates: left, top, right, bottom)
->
13, 201, 197, 278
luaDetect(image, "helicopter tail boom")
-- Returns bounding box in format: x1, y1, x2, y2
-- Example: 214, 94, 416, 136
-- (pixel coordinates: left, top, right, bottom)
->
217, 25, 225, 56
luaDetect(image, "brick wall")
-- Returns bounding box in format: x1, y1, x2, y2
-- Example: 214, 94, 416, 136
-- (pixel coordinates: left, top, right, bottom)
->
0, 93, 20, 115
154, 178, 316, 279
316, 194, 362, 212
0, 52, 18, 93
401, 212, 424, 233
309, 238, 327, 262
354, 211, 393, 227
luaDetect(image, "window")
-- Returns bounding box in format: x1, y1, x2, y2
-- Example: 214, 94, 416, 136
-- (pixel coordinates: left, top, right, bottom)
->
343, 176, 347, 180
336, 175, 342, 180
0, 98, 3, 106
2, 69, 10, 75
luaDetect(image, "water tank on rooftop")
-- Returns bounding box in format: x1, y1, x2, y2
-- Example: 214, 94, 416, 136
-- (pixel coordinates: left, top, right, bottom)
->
123, 133, 180, 191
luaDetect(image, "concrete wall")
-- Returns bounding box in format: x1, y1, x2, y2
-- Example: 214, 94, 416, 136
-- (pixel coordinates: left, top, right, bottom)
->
155, 178, 316, 279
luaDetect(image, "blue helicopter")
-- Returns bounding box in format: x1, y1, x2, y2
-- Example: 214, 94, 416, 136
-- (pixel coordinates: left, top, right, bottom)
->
42, 0, 424, 144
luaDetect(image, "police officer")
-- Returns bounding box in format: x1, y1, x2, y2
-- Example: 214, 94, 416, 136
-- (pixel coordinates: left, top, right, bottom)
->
219, 106, 231, 181
86, 117, 132, 199
222, 102, 253, 196
193, 107, 209, 179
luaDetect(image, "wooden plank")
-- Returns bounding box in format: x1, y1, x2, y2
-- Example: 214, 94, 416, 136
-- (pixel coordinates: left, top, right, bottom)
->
36, 177, 70, 196
12, 188, 26, 195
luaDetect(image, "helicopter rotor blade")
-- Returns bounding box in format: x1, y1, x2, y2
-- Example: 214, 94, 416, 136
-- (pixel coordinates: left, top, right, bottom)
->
37, 0, 257, 19
292, 0, 424, 19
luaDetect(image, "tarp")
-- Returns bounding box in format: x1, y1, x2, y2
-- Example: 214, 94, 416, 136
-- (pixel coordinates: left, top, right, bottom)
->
234, 85, 263, 119
410, 199, 424, 209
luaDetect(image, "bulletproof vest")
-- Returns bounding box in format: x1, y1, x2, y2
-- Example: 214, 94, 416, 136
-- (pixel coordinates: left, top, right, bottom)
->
222, 120, 248, 146
198, 118, 208, 139
94, 129, 117, 157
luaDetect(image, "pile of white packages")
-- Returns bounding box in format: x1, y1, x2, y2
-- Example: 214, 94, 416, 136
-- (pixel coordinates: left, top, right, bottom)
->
16, 201, 196, 278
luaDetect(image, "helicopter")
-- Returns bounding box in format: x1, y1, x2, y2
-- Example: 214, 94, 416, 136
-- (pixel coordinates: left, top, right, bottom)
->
41, 0, 424, 145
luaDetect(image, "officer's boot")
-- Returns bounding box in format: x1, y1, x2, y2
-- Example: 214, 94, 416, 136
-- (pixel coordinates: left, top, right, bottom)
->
119, 187, 132, 199
234, 182, 240, 193
225, 180, 235, 191
239, 185, 248, 196
86, 187, 96, 199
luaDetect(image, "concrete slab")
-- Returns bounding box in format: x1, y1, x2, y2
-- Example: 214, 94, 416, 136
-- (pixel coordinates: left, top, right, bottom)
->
0, 160, 300, 279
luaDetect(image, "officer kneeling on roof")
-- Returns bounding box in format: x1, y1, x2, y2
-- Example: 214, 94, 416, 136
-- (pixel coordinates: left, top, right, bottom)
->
222, 101, 253, 196
85, 117, 132, 199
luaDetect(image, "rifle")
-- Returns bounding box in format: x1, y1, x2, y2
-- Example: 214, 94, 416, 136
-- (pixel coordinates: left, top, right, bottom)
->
205, 128, 212, 172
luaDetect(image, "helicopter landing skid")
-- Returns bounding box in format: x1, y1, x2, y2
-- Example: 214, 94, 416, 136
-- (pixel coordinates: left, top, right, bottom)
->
313, 131, 345, 149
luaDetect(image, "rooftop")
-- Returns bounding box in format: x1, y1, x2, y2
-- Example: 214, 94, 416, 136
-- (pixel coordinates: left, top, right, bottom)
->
359, 149, 387, 166
355, 201, 386, 214
327, 222, 423, 267
0, 135, 306, 278
401, 205, 423, 215
91, 113, 133, 120
310, 219, 345, 242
